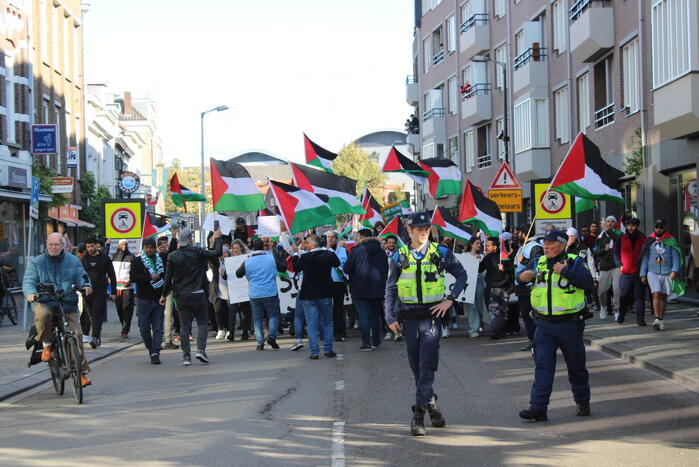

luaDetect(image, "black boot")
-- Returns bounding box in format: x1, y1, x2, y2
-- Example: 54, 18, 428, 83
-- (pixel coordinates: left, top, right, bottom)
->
410, 405, 427, 436
519, 406, 548, 421
426, 395, 446, 427
576, 401, 591, 416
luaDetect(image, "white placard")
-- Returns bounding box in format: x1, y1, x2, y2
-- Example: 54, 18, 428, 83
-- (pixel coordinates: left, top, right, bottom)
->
224, 255, 251, 304
203, 213, 234, 233
443, 253, 480, 305
256, 215, 281, 238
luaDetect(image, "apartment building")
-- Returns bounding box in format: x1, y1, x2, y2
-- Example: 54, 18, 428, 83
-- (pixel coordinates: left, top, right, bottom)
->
408, 0, 699, 235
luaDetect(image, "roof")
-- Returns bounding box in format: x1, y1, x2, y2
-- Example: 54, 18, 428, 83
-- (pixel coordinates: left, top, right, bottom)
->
354, 130, 407, 147
230, 151, 288, 165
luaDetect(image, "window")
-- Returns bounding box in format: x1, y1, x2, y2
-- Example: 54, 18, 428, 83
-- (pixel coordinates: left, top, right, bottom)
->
447, 76, 458, 114
423, 143, 435, 159
577, 73, 590, 132
73, 26, 80, 82
63, 16, 70, 79
622, 38, 640, 114
464, 130, 475, 171
461, 1, 473, 24
42, 98, 50, 124
494, 45, 508, 90
40, 0, 48, 63
477, 124, 492, 168
447, 15, 456, 53
52, 7, 58, 69
552, 0, 567, 53
423, 37, 431, 73
494, 0, 506, 18
554, 86, 570, 143
533, 99, 548, 146
594, 55, 614, 128
432, 27, 444, 65
448, 136, 459, 161
496, 118, 505, 159
462, 65, 473, 87
5, 54, 15, 143
514, 30, 525, 57
651, 0, 691, 88
514, 98, 548, 153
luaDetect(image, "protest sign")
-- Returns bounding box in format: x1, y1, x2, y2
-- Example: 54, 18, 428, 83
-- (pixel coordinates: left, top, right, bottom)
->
256, 215, 281, 238
203, 213, 234, 234
443, 253, 479, 304
224, 255, 251, 304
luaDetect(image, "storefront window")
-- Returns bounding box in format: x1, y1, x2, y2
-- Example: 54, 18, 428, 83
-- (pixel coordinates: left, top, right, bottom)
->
669, 170, 697, 237
0, 202, 26, 283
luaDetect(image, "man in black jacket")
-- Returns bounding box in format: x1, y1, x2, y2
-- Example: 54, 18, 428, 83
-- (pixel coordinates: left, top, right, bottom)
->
292, 234, 340, 359
131, 238, 167, 364
112, 240, 136, 338
479, 236, 514, 339
158, 234, 179, 349
81, 237, 117, 349
160, 228, 222, 366
344, 229, 388, 350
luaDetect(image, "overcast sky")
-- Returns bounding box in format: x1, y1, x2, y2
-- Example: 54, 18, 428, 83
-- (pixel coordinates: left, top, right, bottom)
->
83, 0, 414, 167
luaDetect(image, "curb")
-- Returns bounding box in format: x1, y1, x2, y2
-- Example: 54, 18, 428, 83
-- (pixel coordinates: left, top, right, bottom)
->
583, 336, 699, 393
0, 340, 142, 403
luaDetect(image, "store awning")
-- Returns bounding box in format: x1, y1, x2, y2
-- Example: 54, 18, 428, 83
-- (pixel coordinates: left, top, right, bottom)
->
73, 219, 96, 228
48, 214, 77, 227
0, 188, 51, 202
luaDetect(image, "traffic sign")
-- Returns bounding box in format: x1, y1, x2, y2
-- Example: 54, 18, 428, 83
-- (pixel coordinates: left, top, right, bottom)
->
533, 182, 572, 220
103, 199, 144, 239
30, 176, 40, 219
32, 124, 57, 154
488, 189, 523, 212
489, 162, 521, 189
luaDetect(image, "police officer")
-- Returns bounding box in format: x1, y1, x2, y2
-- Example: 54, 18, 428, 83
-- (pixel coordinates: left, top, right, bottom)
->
384, 212, 467, 436
517, 229, 594, 421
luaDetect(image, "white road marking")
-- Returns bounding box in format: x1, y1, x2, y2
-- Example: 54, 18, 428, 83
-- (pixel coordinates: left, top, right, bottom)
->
332, 421, 345, 467
335, 380, 344, 391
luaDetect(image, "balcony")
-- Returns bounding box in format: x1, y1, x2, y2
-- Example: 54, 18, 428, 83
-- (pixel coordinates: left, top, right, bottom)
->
405, 75, 419, 105
515, 148, 551, 179
569, 0, 614, 63
512, 48, 548, 95
460, 14, 489, 59
433, 49, 445, 67
422, 108, 446, 139
461, 83, 492, 127
594, 102, 615, 129
654, 73, 699, 139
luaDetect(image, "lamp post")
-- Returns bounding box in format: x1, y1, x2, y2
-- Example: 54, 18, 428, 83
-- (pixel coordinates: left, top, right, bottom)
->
200, 105, 229, 246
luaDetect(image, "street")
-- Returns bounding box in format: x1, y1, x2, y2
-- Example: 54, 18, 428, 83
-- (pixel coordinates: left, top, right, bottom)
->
1, 325, 698, 466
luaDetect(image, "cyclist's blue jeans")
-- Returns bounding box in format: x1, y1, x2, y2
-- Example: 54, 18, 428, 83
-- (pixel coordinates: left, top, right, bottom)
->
137, 298, 164, 355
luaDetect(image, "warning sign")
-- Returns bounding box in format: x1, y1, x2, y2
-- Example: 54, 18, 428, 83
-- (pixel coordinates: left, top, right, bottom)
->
103, 199, 144, 239
488, 189, 523, 212
533, 183, 572, 220
489, 162, 521, 189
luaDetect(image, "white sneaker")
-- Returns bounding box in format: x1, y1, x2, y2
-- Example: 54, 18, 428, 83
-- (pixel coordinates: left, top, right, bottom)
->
469, 331, 480, 338
225, 330, 230, 339
441, 328, 449, 338
658, 320, 665, 330
82, 335, 91, 344
393, 333, 403, 342
451, 322, 459, 330
652, 318, 661, 330
215, 330, 226, 340
599, 309, 608, 320
614, 312, 620, 322
384, 332, 393, 341
353, 323, 359, 330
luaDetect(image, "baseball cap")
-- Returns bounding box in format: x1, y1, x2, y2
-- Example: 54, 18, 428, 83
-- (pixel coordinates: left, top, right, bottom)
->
543, 229, 568, 244
654, 218, 666, 228
407, 212, 431, 227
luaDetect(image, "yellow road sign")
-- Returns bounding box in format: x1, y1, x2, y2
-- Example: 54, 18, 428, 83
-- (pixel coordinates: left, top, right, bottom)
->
104, 200, 143, 239
533, 183, 572, 220
488, 189, 522, 213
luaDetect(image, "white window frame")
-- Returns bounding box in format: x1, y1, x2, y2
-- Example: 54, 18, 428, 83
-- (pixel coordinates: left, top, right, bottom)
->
52, 7, 59, 70
461, 1, 473, 24
63, 16, 70, 79
622, 38, 640, 114
577, 72, 590, 132
423, 37, 431, 73
464, 130, 475, 172
494, 45, 508, 90
73, 25, 80, 82
40, 0, 48, 63
4, 53, 15, 144
423, 143, 435, 159
514, 97, 549, 153
552, 0, 567, 54
447, 75, 458, 115
554, 86, 570, 143
496, 118, 505, 159
448, 135, 459, 162
494, 0, 506, 18
447, 15, 456, 53
651, 0, 692, 88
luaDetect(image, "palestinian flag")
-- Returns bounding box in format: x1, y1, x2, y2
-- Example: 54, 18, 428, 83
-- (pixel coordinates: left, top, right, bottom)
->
169, 173, 206, 209
142, 212, 169, 239
304, 133, 337, 173
382, 146, 430, 185
575, 197, 597, 214
291, 163, 364, 215
641, 232, 686, 298
340, 222, 353, 239
378, 215, 409, 246
458, 181, 502, 237
268, 180, 335, 235
418, 158, 462, 199
431, 207, 472, 244
210, 158, 266, 212
550, 132, 625, 203
358, 187, 383, 229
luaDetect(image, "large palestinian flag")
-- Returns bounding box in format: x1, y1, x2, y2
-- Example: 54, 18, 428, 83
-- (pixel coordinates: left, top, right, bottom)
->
268, 180, 335, 234
458, 181, 502, 237
382, 146, 430, 185
169, 173, 206, 210
418, 158, 462, 199
431, 207, 472, 244
291, 163, 364, 215
550, 132, 625, 203
378, 215, 410, 246
210, 158, 266, 212
304, 133, 337, 174
358, 187, 383, 228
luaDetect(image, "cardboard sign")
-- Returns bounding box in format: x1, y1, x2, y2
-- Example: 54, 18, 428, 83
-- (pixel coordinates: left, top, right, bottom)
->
202, 213, 234, 234
224, 255, 251, 304
256, 215, 281, 238
443, 253, 480, 304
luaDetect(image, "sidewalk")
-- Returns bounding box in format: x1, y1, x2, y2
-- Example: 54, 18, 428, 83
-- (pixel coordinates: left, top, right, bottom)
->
0, 300, 142, 401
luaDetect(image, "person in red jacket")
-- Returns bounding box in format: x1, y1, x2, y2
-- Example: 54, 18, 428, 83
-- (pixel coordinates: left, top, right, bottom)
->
613, 217, 646, 325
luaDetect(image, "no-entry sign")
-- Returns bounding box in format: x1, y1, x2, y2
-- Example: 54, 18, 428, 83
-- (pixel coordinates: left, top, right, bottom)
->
103, 200, 144, 239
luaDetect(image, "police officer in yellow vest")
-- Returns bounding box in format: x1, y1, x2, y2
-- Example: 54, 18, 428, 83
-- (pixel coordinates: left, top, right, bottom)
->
517, 229, 594, 421
384, 212, 467, 436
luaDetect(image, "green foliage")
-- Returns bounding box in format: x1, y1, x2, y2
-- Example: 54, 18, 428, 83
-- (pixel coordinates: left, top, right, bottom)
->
32, 162, 68, 221
162, 161, 212, 216
624, 128, 644, 181
387, 187, 406, 204
333, 143, 387, 195
79, 172, 111, 237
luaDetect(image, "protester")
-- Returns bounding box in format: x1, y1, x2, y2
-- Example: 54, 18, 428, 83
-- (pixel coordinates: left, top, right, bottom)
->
344, 228, 388, 351
325, 230, 348, 342
593, 216, 621, 319
582, 222, 599, 248
479, 236, 513, 339
229, 240, 252, 341
112, 240, 136, 338
234, 217, 255, 247
80, 237, 116, 349
209, 247, 231, 340
465, 237, 487, 338
566, 227, 599, 315
293, 234, 340, 359
382, 235, 402, 341
157, 235, 179, 350
514, 225, 542, 350
614, 218, 647, 325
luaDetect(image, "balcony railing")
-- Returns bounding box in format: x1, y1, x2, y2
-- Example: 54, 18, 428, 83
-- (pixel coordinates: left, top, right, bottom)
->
461, 13, 488, 32
422, 108, 445, 121
461, 83, 491, 100
594, 102, 615, 128
514, 47, 547, 70
477, 153, 493, 169
433, 49, 445, 66
406, 75, 417, 84
569, 0, 611, 23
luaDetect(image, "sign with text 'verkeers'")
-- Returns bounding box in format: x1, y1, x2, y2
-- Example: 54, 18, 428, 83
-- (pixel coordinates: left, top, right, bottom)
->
488, 189, 523, 213
103, 199, 144, 239
31, 125, 57, 154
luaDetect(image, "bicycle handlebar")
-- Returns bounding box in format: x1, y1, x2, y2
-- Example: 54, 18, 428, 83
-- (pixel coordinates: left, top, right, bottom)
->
35, 284, 84, 302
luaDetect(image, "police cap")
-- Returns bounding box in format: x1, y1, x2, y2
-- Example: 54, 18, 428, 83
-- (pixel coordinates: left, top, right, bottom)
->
407, 212, 431, 227
542, 229, 568, 244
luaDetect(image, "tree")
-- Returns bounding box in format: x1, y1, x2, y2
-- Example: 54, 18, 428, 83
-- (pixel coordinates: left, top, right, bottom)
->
333, 143, 387, 195
78, 172, 111, 237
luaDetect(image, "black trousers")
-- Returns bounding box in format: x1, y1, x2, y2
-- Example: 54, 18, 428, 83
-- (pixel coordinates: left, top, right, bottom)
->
232, 301, 252, 337
517, 294, 536, 341
115, 289, 135, 334
214, 298, 230, 331
84, 289, 108, 339
331, 282, 347, 338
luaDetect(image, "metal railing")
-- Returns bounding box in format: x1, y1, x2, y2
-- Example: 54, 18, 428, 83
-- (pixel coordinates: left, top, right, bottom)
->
569, 0, 611, 23
422, 108, 446, 121
433, 49, 445, 66
594, 102, 615, 128
514, 47, 547, 70
406, 75, 417, 84
461, 83, 491, 100
461, 13, 489, 33
477, 153, 493, 169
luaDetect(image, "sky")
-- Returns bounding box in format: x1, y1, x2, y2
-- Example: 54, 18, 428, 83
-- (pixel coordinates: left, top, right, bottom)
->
83, 0, 414, 167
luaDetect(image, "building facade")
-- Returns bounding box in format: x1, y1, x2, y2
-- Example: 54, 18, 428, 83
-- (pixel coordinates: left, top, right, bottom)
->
409, 0, 698, 235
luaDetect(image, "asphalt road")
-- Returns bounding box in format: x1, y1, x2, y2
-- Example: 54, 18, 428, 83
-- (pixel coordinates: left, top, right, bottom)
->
0, 330, 697, 466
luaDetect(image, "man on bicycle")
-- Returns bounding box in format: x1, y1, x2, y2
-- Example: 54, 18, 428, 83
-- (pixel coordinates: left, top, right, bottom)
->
23, 232, 93, 387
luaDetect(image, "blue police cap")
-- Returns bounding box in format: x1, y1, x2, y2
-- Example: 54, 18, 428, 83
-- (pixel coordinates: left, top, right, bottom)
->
543, 229, 568, 244
408, 212, 431, 227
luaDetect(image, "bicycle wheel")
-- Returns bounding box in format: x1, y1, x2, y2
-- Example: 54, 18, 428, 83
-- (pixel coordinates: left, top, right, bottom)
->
65, 336, 83, 404
5, 294, 17, 325
48, 358, 65, 395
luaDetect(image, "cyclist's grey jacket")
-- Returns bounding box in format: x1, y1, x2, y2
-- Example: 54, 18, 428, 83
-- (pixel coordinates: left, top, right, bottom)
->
22, 251, 91, 313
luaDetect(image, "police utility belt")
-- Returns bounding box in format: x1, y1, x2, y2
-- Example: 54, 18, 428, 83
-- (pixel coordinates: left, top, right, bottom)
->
530, 309, 592, 322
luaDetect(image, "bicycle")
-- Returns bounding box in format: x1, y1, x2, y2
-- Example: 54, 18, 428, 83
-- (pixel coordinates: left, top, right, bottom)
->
0, 267, 18, 326
36, 284, 85, 404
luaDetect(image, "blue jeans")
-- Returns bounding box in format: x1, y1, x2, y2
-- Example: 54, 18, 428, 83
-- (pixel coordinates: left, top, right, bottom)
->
403, 318, 441, 406
467, 275, 487, 333
303, 298, 333, 355
250, 296, 281, 346
354, 298, 382, 347
136, 298, 165, 355
294, 296, 306, 342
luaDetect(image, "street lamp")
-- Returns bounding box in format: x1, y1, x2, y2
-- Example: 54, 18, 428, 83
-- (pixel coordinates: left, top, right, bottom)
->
472, 55, 509, 163
200, 105, 229, 245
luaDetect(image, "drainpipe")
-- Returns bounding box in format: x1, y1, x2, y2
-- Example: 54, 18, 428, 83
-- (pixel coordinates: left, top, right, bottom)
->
637, 0, 648, 225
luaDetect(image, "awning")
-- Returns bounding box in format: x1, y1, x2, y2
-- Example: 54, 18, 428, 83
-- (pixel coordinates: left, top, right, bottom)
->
0, 188, 52, 202
48, 215, 77, 227
73, 219, 95, 228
